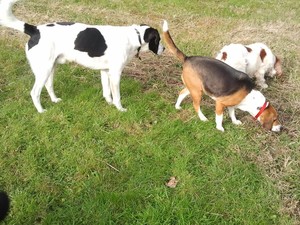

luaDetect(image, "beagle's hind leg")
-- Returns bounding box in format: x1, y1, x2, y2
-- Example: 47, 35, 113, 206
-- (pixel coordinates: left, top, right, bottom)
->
190, 89, 208, 121
175, 87, 190, 109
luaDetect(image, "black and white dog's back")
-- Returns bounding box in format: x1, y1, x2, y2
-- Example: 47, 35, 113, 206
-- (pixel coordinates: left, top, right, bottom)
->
0, 0, 164, 112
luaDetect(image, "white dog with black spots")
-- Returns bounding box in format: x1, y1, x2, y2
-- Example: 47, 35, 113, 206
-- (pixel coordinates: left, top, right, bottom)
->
0, 0, 164, 112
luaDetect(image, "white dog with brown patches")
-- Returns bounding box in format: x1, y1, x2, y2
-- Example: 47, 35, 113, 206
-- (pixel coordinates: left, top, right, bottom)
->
0, 0, 164, 113
216, 43, 282, 89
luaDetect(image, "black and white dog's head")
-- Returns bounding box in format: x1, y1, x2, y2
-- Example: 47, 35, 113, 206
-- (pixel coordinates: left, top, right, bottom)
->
137, 25, 164, 55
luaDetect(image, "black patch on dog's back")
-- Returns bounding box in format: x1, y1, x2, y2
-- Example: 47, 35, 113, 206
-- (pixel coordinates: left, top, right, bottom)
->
24, 23, 41, 50
0, 191, 10, 221
187, 56, 254, 97
74, 28, 107, 57
46, 23, 55, 27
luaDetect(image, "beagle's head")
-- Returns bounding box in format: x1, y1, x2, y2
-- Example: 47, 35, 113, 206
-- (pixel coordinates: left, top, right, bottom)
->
138, 25, 164, 55
257, 103, 282, 132
243, 90, 282, 132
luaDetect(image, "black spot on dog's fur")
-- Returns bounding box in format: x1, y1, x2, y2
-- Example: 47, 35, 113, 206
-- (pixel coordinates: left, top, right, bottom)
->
46, 24, 55, 27
57, 22, 75, 26
24, 23, 40, 50
74, 28, 107, 57
143, 28, 161, 54
0, 191, 10, 221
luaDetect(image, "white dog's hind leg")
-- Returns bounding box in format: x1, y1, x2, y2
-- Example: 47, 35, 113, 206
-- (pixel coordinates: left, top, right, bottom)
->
175, 87, 190, 109
100, 70, 112, 104
45, 66, 62, 103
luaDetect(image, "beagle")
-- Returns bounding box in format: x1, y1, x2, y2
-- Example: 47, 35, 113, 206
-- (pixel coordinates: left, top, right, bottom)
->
163, 20, 282, 132
216, 43, 282, 89
0, 0, 164, 113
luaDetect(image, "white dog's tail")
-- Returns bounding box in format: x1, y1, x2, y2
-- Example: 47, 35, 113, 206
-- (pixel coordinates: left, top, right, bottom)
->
0, 0, 37, 36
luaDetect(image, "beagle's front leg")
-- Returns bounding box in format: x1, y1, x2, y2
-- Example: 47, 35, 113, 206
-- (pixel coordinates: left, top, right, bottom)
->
228, 106, 242, 125
175, 87, 190, 109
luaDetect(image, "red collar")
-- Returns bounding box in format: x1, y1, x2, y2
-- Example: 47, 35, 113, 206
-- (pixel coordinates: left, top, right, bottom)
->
254, 101, 269, 120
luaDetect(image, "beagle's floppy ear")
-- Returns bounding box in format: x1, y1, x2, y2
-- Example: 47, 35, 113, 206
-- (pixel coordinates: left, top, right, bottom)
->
262, 119, 273, 131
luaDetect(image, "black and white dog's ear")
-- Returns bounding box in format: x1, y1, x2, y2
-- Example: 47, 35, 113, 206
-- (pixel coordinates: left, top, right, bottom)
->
143, 28, 161, 54
144, 28, 160, 44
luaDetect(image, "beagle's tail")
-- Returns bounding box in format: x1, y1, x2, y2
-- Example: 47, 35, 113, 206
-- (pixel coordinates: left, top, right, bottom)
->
0, 0, 38, 36
162, 20, 186, 63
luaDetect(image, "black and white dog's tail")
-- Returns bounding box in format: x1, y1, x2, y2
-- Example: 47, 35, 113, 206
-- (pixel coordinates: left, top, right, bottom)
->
0, 0, 37, 37
0, 191, 10, 221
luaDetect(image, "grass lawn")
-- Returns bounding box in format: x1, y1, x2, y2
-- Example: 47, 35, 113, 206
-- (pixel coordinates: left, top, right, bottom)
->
0, 0, 299, 224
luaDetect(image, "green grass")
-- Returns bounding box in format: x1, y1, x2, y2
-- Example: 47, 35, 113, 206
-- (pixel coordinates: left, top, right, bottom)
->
1, 0, 299, 224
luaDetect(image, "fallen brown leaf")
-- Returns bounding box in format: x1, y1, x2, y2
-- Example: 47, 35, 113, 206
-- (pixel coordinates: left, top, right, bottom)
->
166, 176, 178, 188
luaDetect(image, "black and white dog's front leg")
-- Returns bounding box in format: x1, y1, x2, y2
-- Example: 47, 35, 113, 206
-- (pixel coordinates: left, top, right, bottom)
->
107, 69, 127, 112
101, 70, 113, 105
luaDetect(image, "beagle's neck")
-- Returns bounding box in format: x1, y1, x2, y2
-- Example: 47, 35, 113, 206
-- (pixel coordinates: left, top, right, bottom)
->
236, 90, 266, 117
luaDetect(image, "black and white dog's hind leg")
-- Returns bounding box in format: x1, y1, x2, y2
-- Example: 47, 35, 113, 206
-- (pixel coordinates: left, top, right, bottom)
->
45, 65, 62, 104
28, 54, 58, 113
